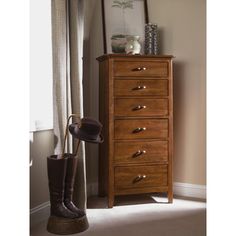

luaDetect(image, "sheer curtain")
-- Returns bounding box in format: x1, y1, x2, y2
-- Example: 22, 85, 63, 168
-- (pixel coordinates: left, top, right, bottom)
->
51, 0, 86, 211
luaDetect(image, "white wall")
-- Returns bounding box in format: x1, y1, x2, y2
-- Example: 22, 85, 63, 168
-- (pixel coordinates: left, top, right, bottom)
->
148, 0, 206, 185
83, 0, 104, 187
30, 131, 53, 208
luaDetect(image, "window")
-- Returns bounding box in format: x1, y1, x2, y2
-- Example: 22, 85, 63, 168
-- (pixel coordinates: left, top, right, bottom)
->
30, 0, 53, 131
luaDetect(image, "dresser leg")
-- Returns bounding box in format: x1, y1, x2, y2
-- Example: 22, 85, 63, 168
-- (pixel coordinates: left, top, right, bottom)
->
168, 191, 173, 203
108, 195, 114, 208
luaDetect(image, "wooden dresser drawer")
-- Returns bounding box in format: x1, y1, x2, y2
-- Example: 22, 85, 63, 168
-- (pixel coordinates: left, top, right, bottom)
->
113, 61, 168, 77
97, 54, 174, 207
114, 119, 168, 139
115, 165, 168, 190
114, 79, 168, 97
115, 98, 168, 117
114, 140, 168, 164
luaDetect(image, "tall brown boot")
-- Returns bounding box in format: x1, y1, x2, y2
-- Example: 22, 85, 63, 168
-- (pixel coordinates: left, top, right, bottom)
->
64, 154, 85, 218
47, 155, 77, 218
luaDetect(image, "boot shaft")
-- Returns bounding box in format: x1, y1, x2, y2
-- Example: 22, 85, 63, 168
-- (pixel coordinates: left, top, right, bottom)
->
47, 155, 78, 218
63, 154, 85, 218
47, 155, 68, 200
64, 154, 78, 201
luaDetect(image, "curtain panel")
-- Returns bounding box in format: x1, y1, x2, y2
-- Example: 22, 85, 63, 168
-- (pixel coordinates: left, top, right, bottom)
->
51, 0, 86, 210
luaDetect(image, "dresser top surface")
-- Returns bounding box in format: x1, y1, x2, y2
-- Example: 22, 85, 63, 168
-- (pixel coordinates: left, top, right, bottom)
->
96, 54, 174, 62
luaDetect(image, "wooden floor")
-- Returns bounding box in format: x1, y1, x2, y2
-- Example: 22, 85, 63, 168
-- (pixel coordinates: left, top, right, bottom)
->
31, 195, 206, 236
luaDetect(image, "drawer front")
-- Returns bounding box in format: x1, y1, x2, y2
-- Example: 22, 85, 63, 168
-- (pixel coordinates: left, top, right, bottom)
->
115, 98, 168, 117
114, 79, 168, 97
114, 119, 168, 140
113, 61, 168, 77
115, 165, 168, 190
114, 140, 168, 164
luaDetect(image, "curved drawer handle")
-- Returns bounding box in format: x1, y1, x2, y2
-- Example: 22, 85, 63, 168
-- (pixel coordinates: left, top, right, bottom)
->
133, 150, 146, 158
133, 127, 146, 133
133, 67, 147, 71
133, 105, 147, 111
133, 174, 147, 183
133, 85, 146, 90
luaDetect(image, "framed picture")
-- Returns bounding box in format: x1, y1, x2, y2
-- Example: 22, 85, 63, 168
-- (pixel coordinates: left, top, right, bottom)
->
101, 0, 149, 54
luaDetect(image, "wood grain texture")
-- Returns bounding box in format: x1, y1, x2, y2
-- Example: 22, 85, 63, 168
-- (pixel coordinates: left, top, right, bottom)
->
115, 98, 168, 117
114, 79, 168, 97
114, 61, 169, 77
108, 58, 115, 208
115, 165, 168, 191
114, 140, 168, 164
114, 119, 169, 140
115, 186, 169, 195
96, 54, 174, 62
98, 60, 109, 196
97, 55, 174, 207
167, 58, 174, 203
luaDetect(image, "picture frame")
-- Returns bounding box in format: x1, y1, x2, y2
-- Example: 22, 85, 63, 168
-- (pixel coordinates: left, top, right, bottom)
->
101, 0, 149, 54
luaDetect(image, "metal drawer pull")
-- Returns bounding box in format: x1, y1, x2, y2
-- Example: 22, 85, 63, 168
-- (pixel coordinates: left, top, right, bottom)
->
138, 174, 146, 179
133, 127, 146, 133
133, 85, 146, 90
133, 150, 146, 158
133, 105, 146, 111
133, 67, 147, 71
133, 174, 147, 183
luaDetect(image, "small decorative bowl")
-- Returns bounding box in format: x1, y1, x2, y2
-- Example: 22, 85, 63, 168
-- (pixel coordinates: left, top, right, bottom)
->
111, 34, 128, 53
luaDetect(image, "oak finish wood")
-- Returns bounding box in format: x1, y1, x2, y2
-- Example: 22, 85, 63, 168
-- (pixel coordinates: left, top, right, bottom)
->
115, 186, 169, 195
114, 140, 168, 164
114, 61, 169, 77
115, 98, 168, 117
98, 60, 108, 197
97, 54, 174, 207
114, 119, 169, 140
114, 79, 168, 97
115, 165, 168, 190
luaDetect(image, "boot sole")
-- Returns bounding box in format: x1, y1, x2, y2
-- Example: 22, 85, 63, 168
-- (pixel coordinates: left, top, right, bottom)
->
47, 215, 89, 234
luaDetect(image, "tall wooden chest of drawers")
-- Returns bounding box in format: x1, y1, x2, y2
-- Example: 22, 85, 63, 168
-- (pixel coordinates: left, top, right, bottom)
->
97, 54, 174, 208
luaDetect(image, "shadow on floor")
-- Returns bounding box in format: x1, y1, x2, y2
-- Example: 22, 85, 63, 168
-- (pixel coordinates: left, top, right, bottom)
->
31, 195, 206, 236
87, 193, 205, 209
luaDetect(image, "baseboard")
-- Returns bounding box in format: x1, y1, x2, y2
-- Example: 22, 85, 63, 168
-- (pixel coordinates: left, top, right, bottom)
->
30, 201, 50, 228
173, 182, 206, 199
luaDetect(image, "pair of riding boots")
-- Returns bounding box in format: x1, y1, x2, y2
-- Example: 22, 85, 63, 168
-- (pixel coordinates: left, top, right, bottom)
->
47, 154, 85, 219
